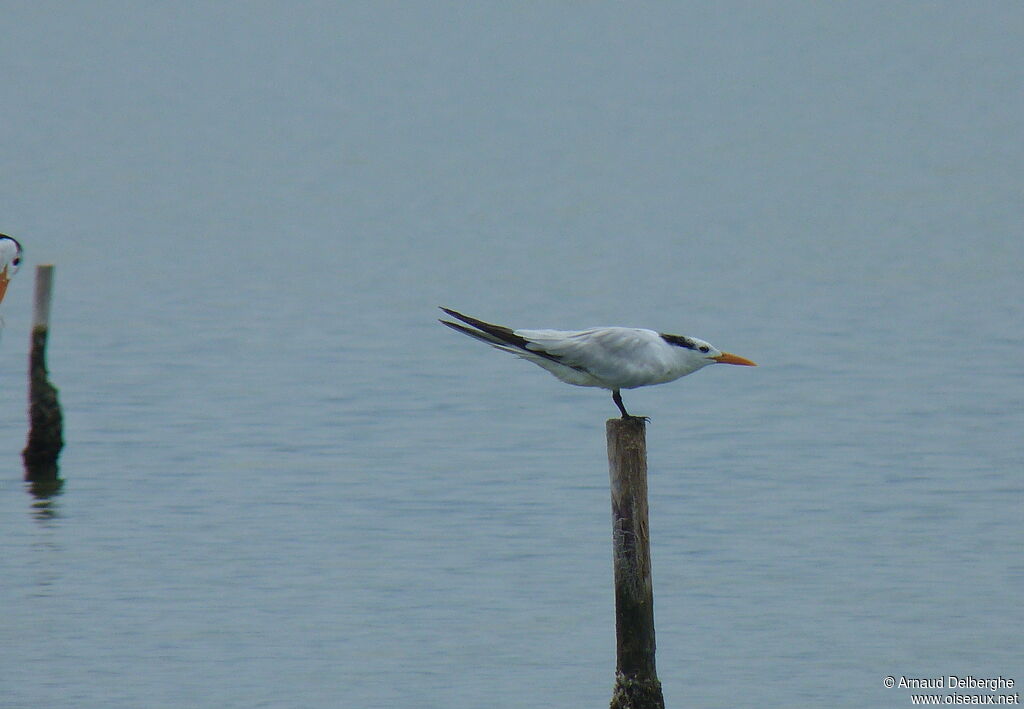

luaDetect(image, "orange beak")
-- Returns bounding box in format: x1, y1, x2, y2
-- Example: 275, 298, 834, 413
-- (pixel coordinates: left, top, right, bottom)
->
713, 351, 757, 366
0, 269, 9, 305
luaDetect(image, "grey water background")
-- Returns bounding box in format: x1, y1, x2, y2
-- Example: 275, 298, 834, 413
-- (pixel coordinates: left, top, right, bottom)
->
1, 3, 1021, 707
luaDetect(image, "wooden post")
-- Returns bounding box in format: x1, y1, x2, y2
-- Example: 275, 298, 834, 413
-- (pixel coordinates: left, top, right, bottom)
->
23, 264, 63, 483
607, 417, 665, 709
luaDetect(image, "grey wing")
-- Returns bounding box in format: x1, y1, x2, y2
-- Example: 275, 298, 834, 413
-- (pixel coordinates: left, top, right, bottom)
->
515, 327, 669, 386
439, 308, 601, 385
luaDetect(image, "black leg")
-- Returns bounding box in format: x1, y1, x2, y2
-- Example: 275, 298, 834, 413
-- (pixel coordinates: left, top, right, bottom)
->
612, 389, 649, 422
612, 389, 629, 418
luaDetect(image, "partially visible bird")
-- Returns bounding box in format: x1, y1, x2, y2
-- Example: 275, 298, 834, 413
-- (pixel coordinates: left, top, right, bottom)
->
439, 307, 756, 419
0, 234, 22, 305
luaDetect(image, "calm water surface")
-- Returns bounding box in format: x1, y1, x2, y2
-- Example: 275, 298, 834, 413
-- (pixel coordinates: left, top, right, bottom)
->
1, 4, 1021, 708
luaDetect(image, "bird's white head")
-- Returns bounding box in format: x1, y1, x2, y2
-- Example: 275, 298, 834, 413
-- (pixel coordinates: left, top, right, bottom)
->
661, 332, 757, 371
0, 234, 22, 304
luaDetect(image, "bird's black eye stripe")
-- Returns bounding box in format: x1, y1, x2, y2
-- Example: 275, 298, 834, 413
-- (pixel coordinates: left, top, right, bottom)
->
660, 333, 696, 349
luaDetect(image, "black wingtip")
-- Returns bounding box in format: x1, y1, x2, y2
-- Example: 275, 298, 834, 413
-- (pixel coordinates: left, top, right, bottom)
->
438, 306, 466, 321
439, 308, 472, 329
439, 319, 472, 334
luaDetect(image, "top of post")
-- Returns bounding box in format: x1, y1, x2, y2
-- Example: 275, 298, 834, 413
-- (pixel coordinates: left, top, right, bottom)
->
32, 264, 55, 329
606, 416, 647, 437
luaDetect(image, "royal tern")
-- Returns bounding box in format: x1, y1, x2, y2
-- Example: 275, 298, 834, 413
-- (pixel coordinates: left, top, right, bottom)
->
0, 234, 22, 304
439, 307, 756, 418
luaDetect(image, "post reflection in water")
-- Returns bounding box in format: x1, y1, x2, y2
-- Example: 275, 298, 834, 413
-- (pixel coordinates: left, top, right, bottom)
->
26, 474, 63, 521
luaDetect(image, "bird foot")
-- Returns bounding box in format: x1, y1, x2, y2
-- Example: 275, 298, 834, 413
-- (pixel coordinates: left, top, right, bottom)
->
621, 414, 651, 424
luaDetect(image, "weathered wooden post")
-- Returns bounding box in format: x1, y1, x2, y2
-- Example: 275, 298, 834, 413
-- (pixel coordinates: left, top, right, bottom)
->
23, 264, 64, 483
607, 417, 665, 709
